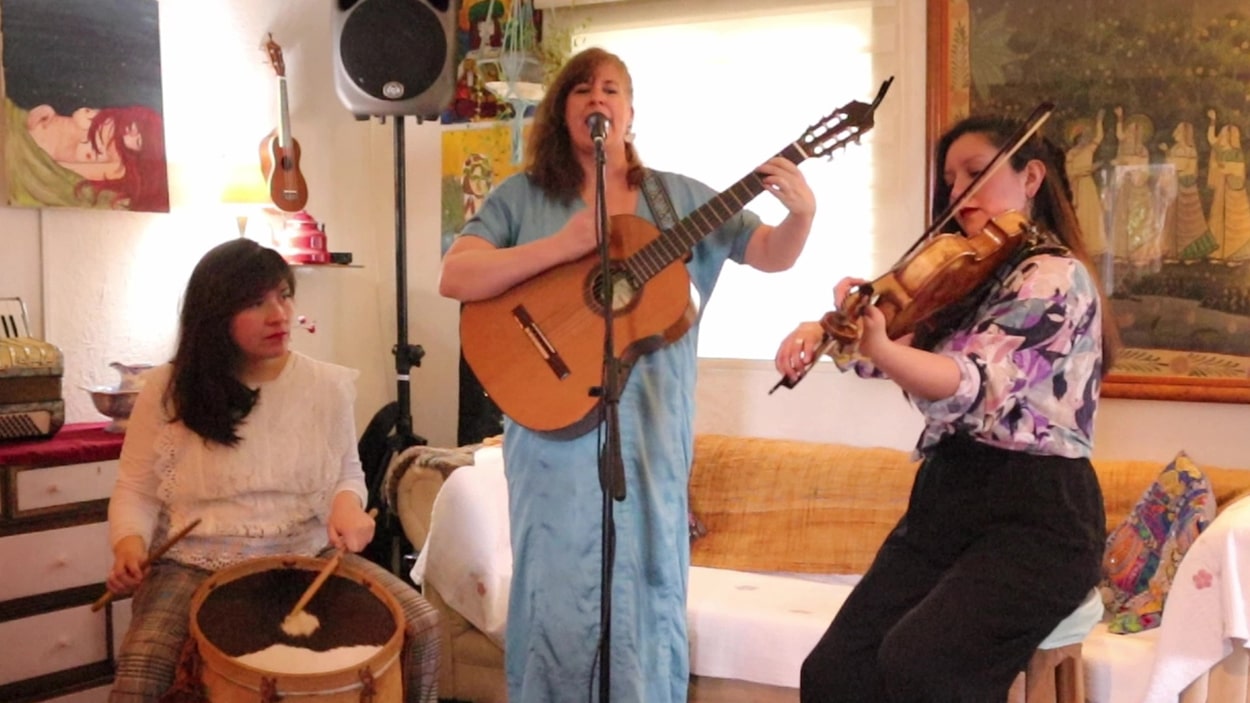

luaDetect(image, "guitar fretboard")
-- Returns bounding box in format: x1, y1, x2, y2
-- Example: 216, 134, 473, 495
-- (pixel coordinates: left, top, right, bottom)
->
277, 77, 291, 150
625, 142, 808, 283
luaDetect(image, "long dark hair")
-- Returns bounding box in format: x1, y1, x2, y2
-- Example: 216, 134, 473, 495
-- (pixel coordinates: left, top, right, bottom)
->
525, 47, 645, 203
166, 239, 294, 445
927, 114, 1120, 373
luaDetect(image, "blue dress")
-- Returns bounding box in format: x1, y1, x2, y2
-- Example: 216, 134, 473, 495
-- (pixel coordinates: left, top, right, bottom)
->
460, 170, 760, 702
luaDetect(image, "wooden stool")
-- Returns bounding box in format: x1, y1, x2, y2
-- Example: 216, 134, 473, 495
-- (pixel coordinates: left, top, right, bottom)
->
1006, 642, 1085, 703
1006, 589, 1104, 703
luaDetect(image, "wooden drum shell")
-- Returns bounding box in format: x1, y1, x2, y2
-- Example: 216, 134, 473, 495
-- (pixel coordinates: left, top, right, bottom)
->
188, 555, 404, 702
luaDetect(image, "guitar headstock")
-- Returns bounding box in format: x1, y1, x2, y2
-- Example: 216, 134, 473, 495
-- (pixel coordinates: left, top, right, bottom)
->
799, 77, 894, 160
265, 33, 286, 77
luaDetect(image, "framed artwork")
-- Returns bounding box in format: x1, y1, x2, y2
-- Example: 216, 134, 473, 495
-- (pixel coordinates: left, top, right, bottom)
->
928, 0, 1250, 403
440, 121, 531, 254
0, 0, 168, 212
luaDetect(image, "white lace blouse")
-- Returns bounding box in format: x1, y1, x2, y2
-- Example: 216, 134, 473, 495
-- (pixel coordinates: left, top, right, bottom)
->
108, 353, 367, 570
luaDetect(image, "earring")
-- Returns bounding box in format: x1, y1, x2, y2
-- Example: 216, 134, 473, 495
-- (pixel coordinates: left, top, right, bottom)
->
624, 124, 635, 143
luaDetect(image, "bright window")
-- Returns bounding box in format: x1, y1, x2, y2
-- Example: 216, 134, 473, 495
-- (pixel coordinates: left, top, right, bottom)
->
572, 0, 908, 359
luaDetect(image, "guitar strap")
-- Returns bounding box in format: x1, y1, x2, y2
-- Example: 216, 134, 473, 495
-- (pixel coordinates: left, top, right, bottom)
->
640, 169, 680, 231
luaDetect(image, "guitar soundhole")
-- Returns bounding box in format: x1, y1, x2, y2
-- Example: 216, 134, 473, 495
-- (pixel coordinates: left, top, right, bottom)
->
590, 268, 639, 315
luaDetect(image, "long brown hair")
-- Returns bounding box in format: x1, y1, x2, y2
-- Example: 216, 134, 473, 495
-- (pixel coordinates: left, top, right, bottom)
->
525, 47, 645, 203
167, 239, 294, 445
928, 114, 1121, 374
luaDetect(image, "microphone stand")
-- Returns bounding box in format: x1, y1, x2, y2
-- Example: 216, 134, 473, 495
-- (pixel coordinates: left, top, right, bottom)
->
592, 129, 625, 703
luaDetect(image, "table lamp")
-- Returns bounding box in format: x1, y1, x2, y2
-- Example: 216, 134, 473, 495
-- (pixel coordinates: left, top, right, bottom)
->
220, 162, 274, 241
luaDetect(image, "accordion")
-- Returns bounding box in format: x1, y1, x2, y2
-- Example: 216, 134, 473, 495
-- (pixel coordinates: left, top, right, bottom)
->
0, 336, 65, 440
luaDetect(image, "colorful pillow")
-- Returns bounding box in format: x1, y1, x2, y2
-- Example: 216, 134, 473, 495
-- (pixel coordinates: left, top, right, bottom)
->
1100, 451, 1215, 633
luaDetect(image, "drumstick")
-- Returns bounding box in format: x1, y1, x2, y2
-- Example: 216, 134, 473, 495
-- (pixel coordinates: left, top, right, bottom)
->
91, 517, 203, 612
281, 507, 378, 637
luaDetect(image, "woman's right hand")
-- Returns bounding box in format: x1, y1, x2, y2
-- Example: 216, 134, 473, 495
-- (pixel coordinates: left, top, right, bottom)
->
107, 535, 149, 596
774, 321, 826, 380
555, 208, 600, 262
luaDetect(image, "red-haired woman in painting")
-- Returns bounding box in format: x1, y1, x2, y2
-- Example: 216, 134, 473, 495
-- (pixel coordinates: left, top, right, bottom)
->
21, 102, 169, 211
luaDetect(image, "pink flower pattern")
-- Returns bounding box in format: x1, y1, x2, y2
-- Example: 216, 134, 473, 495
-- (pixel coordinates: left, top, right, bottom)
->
1193, 569, 1214, 590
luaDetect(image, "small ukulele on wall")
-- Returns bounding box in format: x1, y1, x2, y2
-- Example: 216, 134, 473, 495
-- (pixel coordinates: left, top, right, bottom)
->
261, 34, 309, 212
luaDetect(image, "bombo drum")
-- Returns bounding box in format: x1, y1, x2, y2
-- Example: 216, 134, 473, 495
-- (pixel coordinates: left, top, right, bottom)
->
187, 555, 404, 702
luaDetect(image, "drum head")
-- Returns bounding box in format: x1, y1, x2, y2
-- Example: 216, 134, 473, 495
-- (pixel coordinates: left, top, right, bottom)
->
197, 568, 396, 656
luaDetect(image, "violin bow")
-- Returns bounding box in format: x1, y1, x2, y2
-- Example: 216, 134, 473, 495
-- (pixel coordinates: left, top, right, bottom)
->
769, 102, 1055, 395
899, 101, 1055, 261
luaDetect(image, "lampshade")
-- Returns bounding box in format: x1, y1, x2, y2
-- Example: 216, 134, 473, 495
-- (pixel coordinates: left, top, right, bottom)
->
220, 162, 270, 205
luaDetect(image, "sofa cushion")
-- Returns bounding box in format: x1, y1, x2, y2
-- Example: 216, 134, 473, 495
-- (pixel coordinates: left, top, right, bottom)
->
1093, 457, 1250, 534
1101, 452, 1215, 634
1081, 622, 1158, 703
687, 566, 853, 688
690, 435, 916, 575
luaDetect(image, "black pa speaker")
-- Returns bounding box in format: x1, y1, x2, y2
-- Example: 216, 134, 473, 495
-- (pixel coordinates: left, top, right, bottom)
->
332, 0, 456, 119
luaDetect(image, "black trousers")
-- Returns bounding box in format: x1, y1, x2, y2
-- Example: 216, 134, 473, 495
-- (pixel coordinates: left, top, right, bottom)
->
800, 435, 1106, 703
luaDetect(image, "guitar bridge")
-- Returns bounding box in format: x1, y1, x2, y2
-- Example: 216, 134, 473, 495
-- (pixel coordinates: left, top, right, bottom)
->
512, 305, 570, 380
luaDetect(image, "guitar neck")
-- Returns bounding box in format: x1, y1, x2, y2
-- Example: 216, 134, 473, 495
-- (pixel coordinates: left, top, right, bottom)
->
277, 77, 291, 149
628, 141, 809, 282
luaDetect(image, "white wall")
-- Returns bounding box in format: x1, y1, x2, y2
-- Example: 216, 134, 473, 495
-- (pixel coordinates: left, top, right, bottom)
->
7, 0, 1249, 470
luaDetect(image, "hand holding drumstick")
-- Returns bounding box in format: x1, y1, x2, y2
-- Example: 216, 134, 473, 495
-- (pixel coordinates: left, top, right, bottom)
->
282, 507, 378, 637
94, 518, 203, 612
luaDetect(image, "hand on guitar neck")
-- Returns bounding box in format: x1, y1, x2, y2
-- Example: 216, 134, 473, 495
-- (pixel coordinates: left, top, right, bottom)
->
261, 34, 309, 213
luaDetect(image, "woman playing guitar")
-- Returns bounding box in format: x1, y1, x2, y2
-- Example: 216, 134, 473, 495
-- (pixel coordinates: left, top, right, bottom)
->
436, 46, 822, 703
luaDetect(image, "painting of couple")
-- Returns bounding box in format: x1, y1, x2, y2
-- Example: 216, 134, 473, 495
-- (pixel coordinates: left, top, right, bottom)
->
1, 0, 168, 212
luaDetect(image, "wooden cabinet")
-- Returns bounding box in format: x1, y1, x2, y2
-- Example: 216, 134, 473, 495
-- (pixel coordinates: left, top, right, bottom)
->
0, 424, 127, 702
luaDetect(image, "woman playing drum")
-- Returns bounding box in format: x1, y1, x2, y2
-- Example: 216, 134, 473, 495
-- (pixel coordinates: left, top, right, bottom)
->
104, 239, 439, 702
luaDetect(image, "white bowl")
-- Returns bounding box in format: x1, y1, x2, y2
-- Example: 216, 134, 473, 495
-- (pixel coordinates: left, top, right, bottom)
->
83, 386, 140, 433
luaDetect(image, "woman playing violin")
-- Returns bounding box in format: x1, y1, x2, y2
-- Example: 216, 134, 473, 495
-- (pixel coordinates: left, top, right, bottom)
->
777, 115, 1117, 702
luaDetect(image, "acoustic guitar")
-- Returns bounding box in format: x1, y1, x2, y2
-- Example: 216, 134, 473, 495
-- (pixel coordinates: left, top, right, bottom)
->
261, 35, 309, 212
459, 79, 893, 438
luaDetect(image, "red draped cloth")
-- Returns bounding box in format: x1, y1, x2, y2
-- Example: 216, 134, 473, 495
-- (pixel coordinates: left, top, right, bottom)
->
0, 422, 124, 466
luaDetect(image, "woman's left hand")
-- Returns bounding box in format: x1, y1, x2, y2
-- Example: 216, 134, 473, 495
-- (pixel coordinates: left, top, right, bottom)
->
856, 304, 915, 362
757, 156, 815, 220
328, 493, 376, 553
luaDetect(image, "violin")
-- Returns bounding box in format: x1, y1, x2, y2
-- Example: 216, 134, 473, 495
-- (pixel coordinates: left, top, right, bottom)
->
771, 103, 1055, 393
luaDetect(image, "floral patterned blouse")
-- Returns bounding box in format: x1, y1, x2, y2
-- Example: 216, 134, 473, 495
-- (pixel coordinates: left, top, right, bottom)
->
847, 249, 1104, 459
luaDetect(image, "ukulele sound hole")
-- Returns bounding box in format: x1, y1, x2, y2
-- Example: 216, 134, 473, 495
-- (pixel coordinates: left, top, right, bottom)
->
591, 268, 639, 314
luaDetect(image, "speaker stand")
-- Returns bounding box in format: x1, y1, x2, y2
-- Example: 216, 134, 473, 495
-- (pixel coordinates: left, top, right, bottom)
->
387, 114, 427, 453
360, 115, 428, 578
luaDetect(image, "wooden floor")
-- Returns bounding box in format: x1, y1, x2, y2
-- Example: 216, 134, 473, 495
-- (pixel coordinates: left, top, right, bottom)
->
688, 675, 799, 703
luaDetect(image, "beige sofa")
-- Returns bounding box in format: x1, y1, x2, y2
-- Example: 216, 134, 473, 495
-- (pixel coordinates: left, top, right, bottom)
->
388, 434, 1250, 702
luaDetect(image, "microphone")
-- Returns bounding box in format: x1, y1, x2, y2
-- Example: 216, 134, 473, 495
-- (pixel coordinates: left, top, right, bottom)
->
587, 112, 610, 146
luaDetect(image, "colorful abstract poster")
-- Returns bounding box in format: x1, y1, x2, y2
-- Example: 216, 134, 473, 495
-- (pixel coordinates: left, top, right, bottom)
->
441, 121, 531, 254
0, 0, 169, 212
